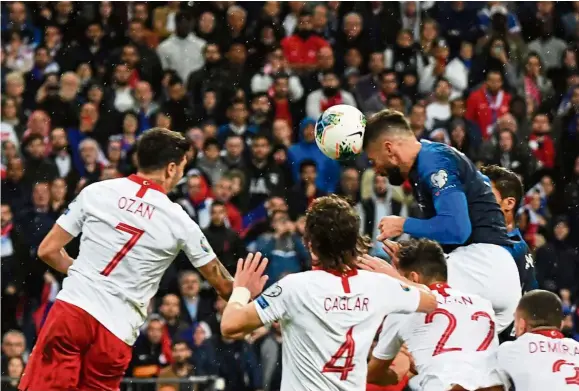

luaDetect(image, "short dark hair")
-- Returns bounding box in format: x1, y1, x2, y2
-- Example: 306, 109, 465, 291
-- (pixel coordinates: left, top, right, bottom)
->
304, 195, 370, 272
300, 159, 317, 173
480, 165, 523, 211
379, 69, 397, 80
363, 109, 412, 149
252, 132, 271, 144
136, 128, 191, 172
211, 200, 226, 210
171, 339, 190, 349
517, 290, 563, 329
397, 239, 448, 282
203, 137, 220, 151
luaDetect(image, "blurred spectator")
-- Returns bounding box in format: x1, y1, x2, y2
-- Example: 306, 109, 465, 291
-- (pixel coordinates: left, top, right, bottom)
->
281, 10, 329, 74
176, 173, 212, 229
288, 159, 326, 219
305, 70, 357, 119
128, 316, 170, 380
336, 166, 361, 203
177, 271, 213, 326
528, 112, 556, 170
355, 51, 385, 105
252, 48, 304, 101
364, 69, 410, 116
425, 78, 452, 129
22, 133, 57, 184
158, 294, 190, 340
215, 333, 263, 391
197, 138, 227, 186
218, 99, 257, 147
157, 340, 195, 391
528, 18, 567, 72
2, 356, 24, 390
1, 330, 27, 375
260, 322, 283, 391
518, 52, 554, 111
153, 1, 182, 40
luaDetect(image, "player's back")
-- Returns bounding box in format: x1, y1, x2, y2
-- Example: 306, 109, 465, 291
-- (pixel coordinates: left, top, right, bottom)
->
377, 283, 503, 390
411, 140, 510, 251
255, 269, 421, 391
57, 175, 215, 344
498, 330, 579, 391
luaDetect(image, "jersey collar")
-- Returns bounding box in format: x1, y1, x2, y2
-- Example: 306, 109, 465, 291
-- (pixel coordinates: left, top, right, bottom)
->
128, 174, 167, 195
428, 282, 451, 297
530, 328, 565, 339
312, 266, 358, 294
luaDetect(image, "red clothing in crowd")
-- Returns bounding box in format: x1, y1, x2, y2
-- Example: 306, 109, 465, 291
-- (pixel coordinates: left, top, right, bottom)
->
224, 202, 242, 233
528, 133, 555, 169
465, 86, 511, 140
274, 98, 293, 129
281, 34, 329, 66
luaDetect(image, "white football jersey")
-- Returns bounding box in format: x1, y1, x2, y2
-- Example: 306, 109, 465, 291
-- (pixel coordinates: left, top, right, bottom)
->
374, 283, 504, 391
498, 330, 579, 391
56, 175, 216, 345
253, 268, 421, 391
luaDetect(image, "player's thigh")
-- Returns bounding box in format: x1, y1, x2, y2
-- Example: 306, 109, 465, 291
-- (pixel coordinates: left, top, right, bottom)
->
78, 323, 132, 391
447, 244, 521, 331
18, 300, 92, 391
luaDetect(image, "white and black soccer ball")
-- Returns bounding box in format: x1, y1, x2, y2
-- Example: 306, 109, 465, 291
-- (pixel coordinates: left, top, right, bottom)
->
315, 105, 366, 161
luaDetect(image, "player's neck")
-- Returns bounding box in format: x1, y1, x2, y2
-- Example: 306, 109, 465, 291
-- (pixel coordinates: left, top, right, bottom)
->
135, 171, 169, 192
528, 326, 565, 339
400, 138, 422, 175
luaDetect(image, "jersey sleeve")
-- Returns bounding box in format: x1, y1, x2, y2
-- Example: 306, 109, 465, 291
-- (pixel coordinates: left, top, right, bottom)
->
254, 277, 292, 325
419, 147, 463, 199
378, 274, 421, 314
496, 341, 516, 382
373, 315, 404, 360
181, 216, 217, 268
56, 190, 86, 237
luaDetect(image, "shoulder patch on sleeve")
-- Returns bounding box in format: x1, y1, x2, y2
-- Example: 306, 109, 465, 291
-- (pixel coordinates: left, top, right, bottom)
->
430, 169, 449, 188
256, 296, 269, 309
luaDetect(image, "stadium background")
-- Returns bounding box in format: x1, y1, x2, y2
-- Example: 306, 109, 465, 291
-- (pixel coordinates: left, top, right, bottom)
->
1, 1, 578, 390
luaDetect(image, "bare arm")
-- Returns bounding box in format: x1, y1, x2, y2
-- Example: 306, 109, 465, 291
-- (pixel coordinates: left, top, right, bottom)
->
197, 259, 234, 300
367, 357, 399, 386
221, 301, 265, 340
37, 225, 75, 274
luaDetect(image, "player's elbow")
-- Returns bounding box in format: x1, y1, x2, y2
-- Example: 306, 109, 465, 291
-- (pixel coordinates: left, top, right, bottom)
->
447, 214, 472, 244
37, 238, 57, 262
417, 291, 438, 313
220, 316, 246, 340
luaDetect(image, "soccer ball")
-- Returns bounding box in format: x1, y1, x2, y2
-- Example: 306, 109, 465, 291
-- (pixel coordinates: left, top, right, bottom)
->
315, 104, 366, 161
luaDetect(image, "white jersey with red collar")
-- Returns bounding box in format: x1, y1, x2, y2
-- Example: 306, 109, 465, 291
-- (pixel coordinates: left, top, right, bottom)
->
373, 283, 504, 391
253, 268, 422, 391
497, 329, 579, 391
56, 175, 216, 345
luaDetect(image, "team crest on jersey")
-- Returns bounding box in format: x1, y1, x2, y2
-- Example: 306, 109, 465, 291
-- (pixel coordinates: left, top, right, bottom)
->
263, 283, 282, 298
430, 169, 448, 188
256, 296, 269, 309
200, 236, 209, 252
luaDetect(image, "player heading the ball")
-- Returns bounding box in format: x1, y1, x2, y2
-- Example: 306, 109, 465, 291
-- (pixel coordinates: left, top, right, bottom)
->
20, 128, 235, 391
221, 194, 437, 391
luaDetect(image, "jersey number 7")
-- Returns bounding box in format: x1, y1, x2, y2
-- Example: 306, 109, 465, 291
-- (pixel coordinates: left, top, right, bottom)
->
323, 326, 356, 381
101, 223, 145, 276
425, 309, 495, 356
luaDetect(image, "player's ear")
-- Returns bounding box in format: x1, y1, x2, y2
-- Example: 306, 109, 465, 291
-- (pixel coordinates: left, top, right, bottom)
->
408, 271, 420, 284
504, 196, 516, 213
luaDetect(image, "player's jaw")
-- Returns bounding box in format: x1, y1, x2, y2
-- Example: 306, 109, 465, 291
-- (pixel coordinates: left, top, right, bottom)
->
167, 157, 188, 190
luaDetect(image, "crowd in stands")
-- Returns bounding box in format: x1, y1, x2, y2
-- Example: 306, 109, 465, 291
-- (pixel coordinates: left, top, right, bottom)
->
1, 1, 578, 390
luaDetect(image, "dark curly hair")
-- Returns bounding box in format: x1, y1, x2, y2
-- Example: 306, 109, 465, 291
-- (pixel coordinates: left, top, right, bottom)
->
304, 195, 371, 272
398, 239, 447, 283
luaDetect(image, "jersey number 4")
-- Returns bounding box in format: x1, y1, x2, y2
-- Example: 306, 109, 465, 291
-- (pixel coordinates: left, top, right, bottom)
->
100, 223, 145, 276
323, 326, 356, 381
425, 308, 495, 356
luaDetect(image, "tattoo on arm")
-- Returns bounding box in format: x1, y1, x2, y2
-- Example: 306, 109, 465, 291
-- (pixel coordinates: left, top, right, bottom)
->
200, 259, 234, 299
217, 261, 234, 282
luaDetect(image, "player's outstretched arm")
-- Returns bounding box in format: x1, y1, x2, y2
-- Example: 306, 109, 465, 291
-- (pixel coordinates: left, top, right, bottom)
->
197, 258, 235, 299
38, 225, 75, 274
221, 253, 269, 339
367, 356, 404, 386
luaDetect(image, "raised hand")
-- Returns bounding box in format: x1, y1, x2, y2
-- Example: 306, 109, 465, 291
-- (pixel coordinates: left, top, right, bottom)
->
234, 252, 269, 298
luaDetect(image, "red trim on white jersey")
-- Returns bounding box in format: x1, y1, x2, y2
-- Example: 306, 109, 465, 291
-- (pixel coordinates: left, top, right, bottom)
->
127, 174, 166, 197
428, 282, 451, 297
530, 328, 565, 339
312, 266, 358, 293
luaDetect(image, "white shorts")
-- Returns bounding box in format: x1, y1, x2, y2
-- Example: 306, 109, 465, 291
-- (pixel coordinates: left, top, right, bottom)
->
446, 243, 521, 333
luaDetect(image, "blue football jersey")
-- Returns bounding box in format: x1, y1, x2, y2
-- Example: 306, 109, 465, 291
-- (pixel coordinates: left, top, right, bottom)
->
507, 228, 538, 293
407, 140, 511, 253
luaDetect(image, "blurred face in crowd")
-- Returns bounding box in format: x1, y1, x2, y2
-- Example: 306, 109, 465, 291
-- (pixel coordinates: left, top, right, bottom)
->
34, 47, 50, 69
7, 158, 24, 181
531, 114, 551, 134
50, 128, 68, 151
86, 23, 104, 45
123, 113, 139, 134
99, 1, 112, 18
317, 47, 335, 70
134, 81, 152, 105
230, 102, 248, 125
199, 12, 216, 34
272, 211, 292, 235
10, 2, 26, 25
300, 164, 317, 184
2, 98, 17, 120
266, 196, 288, 213
374, 175, 388, 197
225, 136, 244, 158
341, 168, 359, 194
554, 221, 569, 241
263, 1, 280, 18
486, 71, 503, 94
251, 95, 271, 117
321, 73, 340, 96
100, 166, 119, 181
343, 13, 362, 38
210, 203, 227, 226
114, 64, 131, 86
368, 52, 385, 75
187, 127, 204, 150
60, 73, 80, 100
87, 84, 103, 105
313, 5, 328, 30
133, 3, 149, 22
227, 7, 246, 32
80, 103, 98, 128
409, 105, 426, 131
541, 175, 554, 196
272, 119, 292, 145
128, 21, 145, 43
380, 72, 398, 95
203, 90, 217, 110
160, 294, 181, 320
460, 41, 473, 60
227, 43, 247, 65
50, 178, 67, 202
107, 140, 122, 163
187, 176, 202, 198
434, 79, 451, 101
121, 45, 139, 68
172, 342, 191, 364
214, 178, 233, 202
29, 111, 50, 134
345, 48, 362, 70
44, 25, 62, 48
297, 14, 313, 35
80, 141, 99, 165
451, 124, 467, 147
251, 137, 271, 162
193, 324, 207, 346
273, 77, 289, 99
1, 204, 13, 226
303, 122, 315, 142
2, 141, 17, 161
397, 30, 413, 48
169, 81, 186, 101
33, 183, 50, 209
27, 138, 46, 159
6, 77, 24, 99
7, 357, 23, 380
204, 143, 220, 161
204, 43, 221, 64
498, 130, 513, 152
175, 15, 191, 38
180, 272, 201, 298
2, 332, 25, 358
146, 319, 164, 344
526, 55, 541, 78
421, 20, 438, 42
450, 99, 465, 118
388, 97, 405, 113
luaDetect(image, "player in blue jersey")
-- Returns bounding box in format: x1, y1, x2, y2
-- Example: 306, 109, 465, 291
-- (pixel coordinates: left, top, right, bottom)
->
480, 165, 538, 294
363, 109, 521, 332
